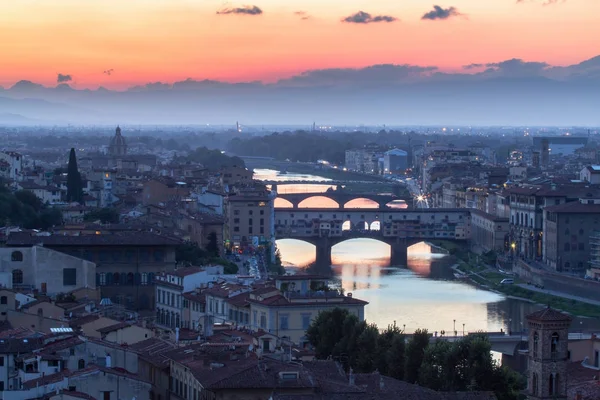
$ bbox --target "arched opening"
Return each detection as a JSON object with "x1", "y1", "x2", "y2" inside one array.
[
  {"x1": 127, "y1": 272, "x2": 134, "y2": 286},
  {"x1": 551, "y1": 332, "x2": 559, "y2": 354},
  {"x1": 342, "y1": 221, "x2": 352, "y2": 231},
  {"x1": 274, "y1": 198, "x2": 294, "y2": 208},
  {"x1": 275, "y1": 239, "x2": 316, "y2": 267},
  {"x1": 343, "y1": 198, "x2": 379, "y2": 209},
  {"x1": 548, "y1": 373, "x2": 555, "y2": 396},
  {"x1": 331, "y1": 238, "x2": 391, "y2": 267},
  {"x1": 12, "y1": 269, "x2": 23, "y2": 285},
  {"x1": 369, "y1": 221, "x2": 381, "y2": 231},
  {"x1": 532, "y1": 372, "x2": 538, "y2": 395},
  {"x1": 386, "y1": 200, "x2": 408, "y2": 209},
  {"x1": 113, "y1": 272, "x2": 120, "y2": 285},
  {"x1": 11, "y1": 251, "x2": 23, "y2": 262},
  {"x1": 297, "y1": 196, "x2": 339, "y2": 209},
  {"x1": 356, "y1": 221, "x2": 368, "y2": 231}
]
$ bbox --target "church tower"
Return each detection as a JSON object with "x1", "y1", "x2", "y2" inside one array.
[
  {"x1": 108, "y1": 126, "x2": 127, "y2": 157},
  {"x1": 526, "y1": 307, "x2": 571, "y2": 399}
]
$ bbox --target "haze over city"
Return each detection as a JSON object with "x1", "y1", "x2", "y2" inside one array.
[{"x1": 1, "y1": 0, "x2": 600, "y2": 125}]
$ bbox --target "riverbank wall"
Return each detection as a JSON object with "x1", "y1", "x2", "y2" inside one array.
[{"x1": 514, "y1": 260, "x2": 600, "y2": 302}]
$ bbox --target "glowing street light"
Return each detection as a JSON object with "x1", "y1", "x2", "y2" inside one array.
[{"x1": 417, "y1": 195, "x2": 424, "y2": 202}]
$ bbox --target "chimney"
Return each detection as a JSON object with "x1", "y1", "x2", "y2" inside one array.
[{"x1": 349, "y1": 368, "x2": 355, "y2": 386}]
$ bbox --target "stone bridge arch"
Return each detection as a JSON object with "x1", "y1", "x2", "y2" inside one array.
[
  {"x1": 297, "y1": 195, "x2": 340, "y2": 209},
  {"x1": 343, "y1": 198, "x2": 380, "y2": 209}
]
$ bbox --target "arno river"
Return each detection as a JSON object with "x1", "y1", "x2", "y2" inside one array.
[{"x1": 254, "y1": 168, "x2": 600, "y2": 335}]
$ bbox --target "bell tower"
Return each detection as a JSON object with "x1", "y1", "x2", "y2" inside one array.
[{"x1": 526, "y1": 307, "x2": 571, "y2": 399}]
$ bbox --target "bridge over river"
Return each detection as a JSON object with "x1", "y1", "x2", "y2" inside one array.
[{"x1": 274, "y1": 207, "x2": 471, "y2": 266}]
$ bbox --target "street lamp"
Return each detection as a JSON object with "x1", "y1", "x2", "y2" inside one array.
[
  {"x1": 462, "y1": 323, "x2": 465, "y2": 336},
  {"x1": 453, "y1": 319, "x2": 456, "y2": 336}
]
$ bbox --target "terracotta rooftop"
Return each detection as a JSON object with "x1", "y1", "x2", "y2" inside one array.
[
  {"x1": 526, "y1": 306, "x2": 572, "y2": 322},
  {"x1": 170, "y1": 266, "x2": 206, "y2": 277},
  {"x1": 544, "y1": 201, "x2": 600, "y2": 214},
  {"x1": 183, "y1": 291, "x2": 206, "y2": 303},
  {"x1": 567, "y1": 362, "x2": 600, "y2": 400},
  {"x1": 97, "y1": 322, "x2": 132, "y2": 334},
  {"x1": 6, "y1": 231, "x2": 182, "y2": 247}
]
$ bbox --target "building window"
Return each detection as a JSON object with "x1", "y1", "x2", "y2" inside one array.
[
  {"x1": 302, "y1": 313, "x2": 311, "y2": 330},
  {"x1": 63, "y1": 268, "x2": 77, "y2": 286},
  {"x1": 141, "y1": 273, "x2": 148, "y2": 285},
  {"x1": 249, "y1": 218, "x2": 253, "y2": 226},
  {"x1": 0, "y1": 296, "x2": 6, "y2": 305},
  {"x1": 280, "y1": 314, "x2": 289, "y2": 330},
  {"x1": 533, "y1": 332, "x2": 539, "y2": 358},
  {"x1": 532, "y1": 372, "x2": 538, "y2": 395},
  {"x1": 260, "y1": 313, "x2": 267, "y2": 329},
  {"x1": 12, "y1": 269, "x2": 23, "y2": 285},
  {"x1": 551, "y1": 332, "x2": 559, "y2": 354},
  {"x1": 113, "y1": 272, "x2": 121, "y2": 285},
  {"x1": 11, "y1": 251, "x2": 23, "y2": 262},
  {"x1": 549, "y1": 373, "x2": 555, "y2": 396},
  {"x1": 578, "y1": 243, "x2": 585, "y2": 251},
  {"x1": 260, "y1": 218, "x2": 264, "y2": 226},
  {"x1": 99, "y1": 273, "x2": 106, "y2": 286},
  {"x1": 78, "y1": 359, "x2": 85, "y2": 370}
]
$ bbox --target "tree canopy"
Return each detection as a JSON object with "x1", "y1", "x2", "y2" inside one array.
[
  {"x1": 0, "y1": 187, "x2": 62, "y2": 229},
  {"x1": 83, "y1": 208, "x2": 120, "y2": 224},
  {"x1": 176, "y1": 242, "x2": 238, "y2": 274},
  {"x1": 183, "y1": 147, "x2": 245, "y2": 170},
  {"x1": 306, "y1": 308, "x2": 524, "y2": 400},
  {"x1": 66, "y1": 148, "x2": 83, "y2": 203}
]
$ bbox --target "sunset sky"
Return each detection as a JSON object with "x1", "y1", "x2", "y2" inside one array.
[{"x1": 1, "y1": 0, "x2": 599, "y2": 89}]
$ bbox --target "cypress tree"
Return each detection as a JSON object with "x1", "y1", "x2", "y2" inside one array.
[{"x1": 66, "y1": 148, "x2": 83, "y2": 203}]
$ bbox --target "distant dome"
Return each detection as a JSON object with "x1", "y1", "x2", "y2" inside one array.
[{"x1": 108, "y1": 126, "x2": 127, "y2": 156}]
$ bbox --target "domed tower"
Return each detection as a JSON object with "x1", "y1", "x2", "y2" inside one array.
[
  {"x1": 108, "y1": 126, "x2": 127, "y2": 157},
  {"x1": 526, "y1": 306, "x2": 571, "y2": 399}
]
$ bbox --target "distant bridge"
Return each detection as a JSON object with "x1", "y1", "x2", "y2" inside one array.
[
  {"x1": 273, "y1": 208, "x2": 471, "y2": 266},
  {"x1": 274, "y1": 191, "x2": 411, "y2": 210},
  {"x1": 265, "y1": 180, "x2": 401, "y2": 186}
]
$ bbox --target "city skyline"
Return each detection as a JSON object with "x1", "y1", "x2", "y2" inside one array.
[{"x1": 1, "y1": 0, "x2": 599, "y2": 89}]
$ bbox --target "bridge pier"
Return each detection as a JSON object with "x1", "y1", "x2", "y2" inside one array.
[
  {"x1": 390, "y1": 241, "x2": 408, "y2": 267},
  {"x1": 314, "y1": 237, "x2": 333, "y2": 267}
]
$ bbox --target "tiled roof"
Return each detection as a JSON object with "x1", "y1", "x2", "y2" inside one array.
[
  {"x1": 183, "y1": 291, "x2": 206, "y2": 304},
  {"x1": 226, "y1": 292, "x2": 250, "y2": 308},
  {"x1": 544, "y1": 201, "x2": 600, "y2": 214},
  {"x1": 54, "y1": 390, "x2": 97, "y2": 400},
  {"x1": 97, "y1": 322, "x2": 132, "y2": 334},
  {"x1": 567, "y1": 362, "x2": 600, "y2": 400},
  {"x1": 22, "y1": 370, "x2": 69, "y2": 389},
  {"x1": 171, "y1": 266, "x2": 205, "y2": 277},
  {"x1": 527, "y1": 306, "x2": 572, "y2": 322},
  {"x1": 0, "y1": 337, "x2": 44, "y2": 354},
  {"x1": 69, "y1": 315, "x2": 100, "y2": 328},
  {"x1": 6, "y1": 231, "x2": 182, "y2": 247}
]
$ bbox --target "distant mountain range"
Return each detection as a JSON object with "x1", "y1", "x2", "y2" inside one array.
[{"x1": 1, "y1": 55, "x2": 600, "y2": 126}]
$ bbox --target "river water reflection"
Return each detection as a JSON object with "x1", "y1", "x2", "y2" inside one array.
[{"x1": 257, "y1": 168, "x2": 600, "y2": 334}]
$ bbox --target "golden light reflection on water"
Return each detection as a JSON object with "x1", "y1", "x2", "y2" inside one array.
[{"x1": 276, "y1": 238, "x2": 507, "y2": 334}]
